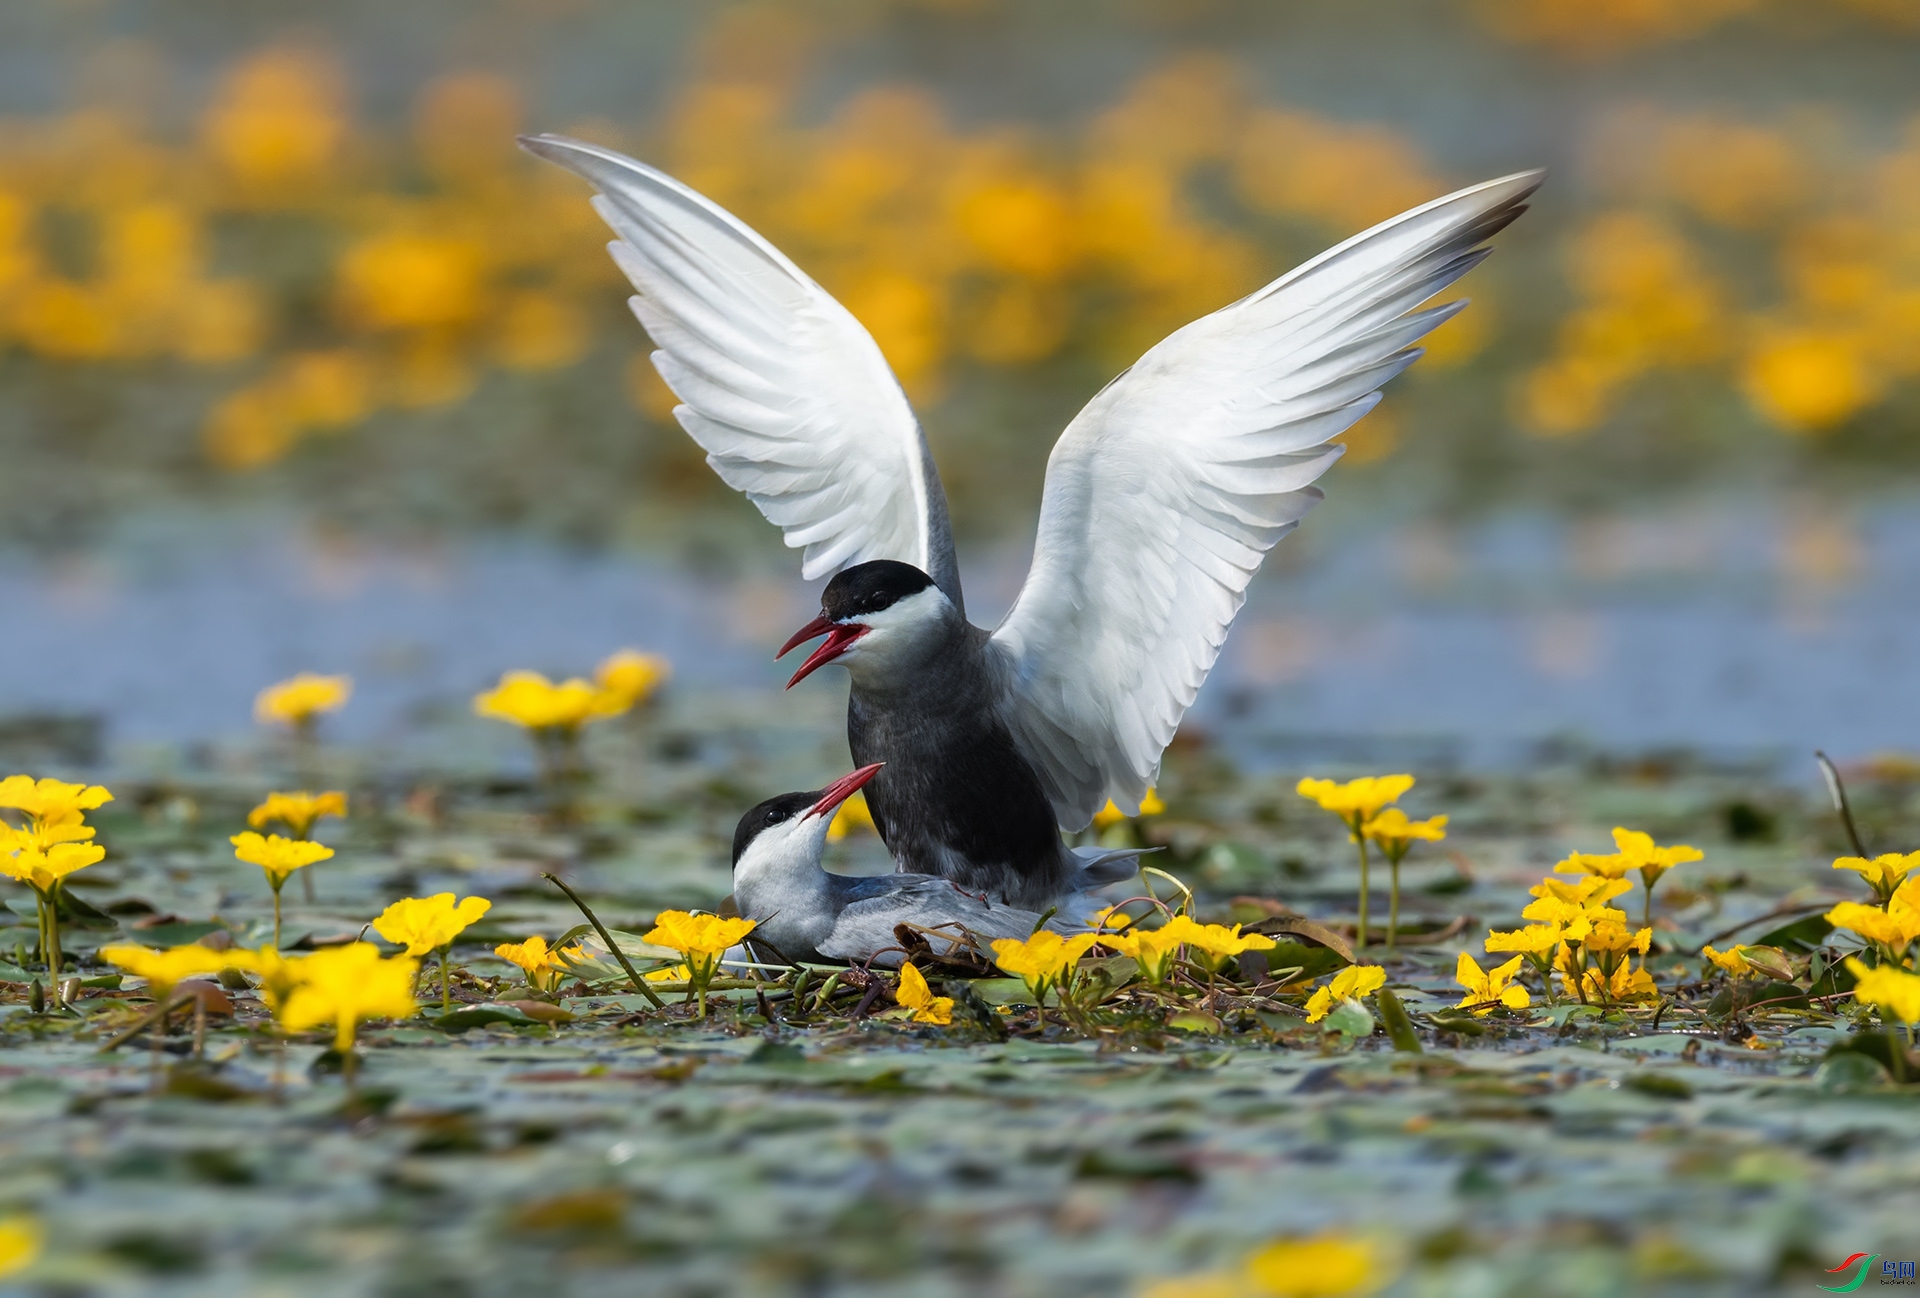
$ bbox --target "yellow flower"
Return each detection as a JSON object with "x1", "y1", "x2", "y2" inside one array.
[
  {"x1": 896, "y1": 962, "x2": 954, "y2": 1025},
  {"x1": 1485, "y1": 923, "x2": 1564, "y2": 956},
  {"x1": 1552, "y1": 851, "x2": 1633, "y2": 879},
  {"x1": 1108, "y1": 916, "x2": 1204, "y2": 986},
  {"x1": 990, "y1": 930, "x2": 1100, "y2": 1002},
  {"x1": 0, "y1": 813, "x2": 96, "y2": 852},
  {"x1": 0, "y1": 775, "x2": 113, "y2": 822},
  {"x1": 1529, "y1": 875, "x2": 1633, "y2": 907},
  {"x1": 247, "y1": 790, "x2": 347, "y2": 838},
  {"x1": 496, "y1": 935, "x2": 569, "y2": 992},
  {"x1": 1180, "y1": 920, "x2": 1278, "y2": 973},
  {"x1": 594, "y1": 649, "x2": 671, "y2": 711},
  {"x1": 1361, "y1": 808, "x2": 1447, "y2": 853},
  {"x1": 0, "y1": 840, "x2": 104, "y2": 891},
  {"x1": 644, "y1": 962, "x2": 691, "y2": 983},
  {"x1": 0, "y1": 1216, "x2": 41, "y2": 1279},
  {"x1": 1555, "y1": 947, "x2": 1658, "y2": 1003},
  {"x1": 1834, "y1": 851, "x2": 1920, "y2": 904},
  {"x1": 1847, "y1": 957, "x2": 1920, "y2": 1026},
  {"x1": 245, "y1": 945, "x2": 307, "y2": 1016},
  {"x1": 276, "y1": 942, "x2": 419, "y2": 1052},
  {"x1": 1582, "y1": 921, "x2": 1652, "y2": 956},
  {"x1": 100, "y1": 942, "x2": 242, "y2": 999},
  {"x1": 473, "y1": 670, "x2": 610, "y2": 731},
  {"x1": 1296, "y1": 775, "x2": 1415, "y2": 824},
  {"x1": 642, "y1": 910, "x2": 757, "y2": 1011},
  {"x1": 1608, "y1": 827, "x2": 1702, "y2": 888},
  {"x1": 372, "y1": 893, "x2": 492, "y2": 957},
  {"x1": 1243, "y1": 1232, "x2": 1393, "y2": 1297},
  {"x1": 1304, "y1": 964, "x2": 1387, "y2": 1023},
  {"x1": 826, "y1": 791, "x2": 877, "y2": 844},
  {"x1": 1089, "y1": 905, "x2": 1136, "y2": 931},
  {"x1": 1702, "y1": 944, "x2": 1756, "y2": 978},
  {"x1": 1092, "y1": 787, "x2": 1166, "y2": 829},
  {"x1": 1827, "y1": 900, "x2": 1920, "y2": 953},
  {"x1": 1455, "y1": 952, "x2": 1531, "y2": 1015},
  {"x1": 231, "y1": 831, "x2": 333, "y2": 889},
  {"x1": 644, "y1": 910, "x2": 757, "y2": 966},
  {"x1": 254, "y1": 673, "x2": 351, "y2": 727}
]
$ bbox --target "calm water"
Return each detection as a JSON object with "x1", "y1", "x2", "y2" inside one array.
[{"x1": 2, "y1": 494, "x2": 1912, "y2": 772}]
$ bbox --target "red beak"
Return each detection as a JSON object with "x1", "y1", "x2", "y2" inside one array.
[
  {"x1": 781, "y1": 619, "x2": 869, "y2": 688},
  {"x1": 806, "y1": 763, "x2": 883, "y2": 820}
]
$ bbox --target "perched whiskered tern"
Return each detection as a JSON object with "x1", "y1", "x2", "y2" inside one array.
[
  {"x1": 729, "y1": 763, "x2": 1145, "y2": 968},
  {"x1": 523, "y1": 133, "x2": 1542, "y2": 909}
]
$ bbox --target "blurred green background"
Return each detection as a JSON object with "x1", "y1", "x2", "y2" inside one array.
[{"x1": 1, "y1": 0, "x2": 1918, "y2": 757}]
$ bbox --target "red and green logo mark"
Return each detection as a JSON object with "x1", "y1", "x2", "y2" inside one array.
[{"x1": 1820, "y1": 1253, "x2": 1882, "y2": 1292}]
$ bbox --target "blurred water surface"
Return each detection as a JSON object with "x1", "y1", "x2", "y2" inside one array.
[{"x1": 0, "y1": 0, "x2": 1917, "y2": 762}]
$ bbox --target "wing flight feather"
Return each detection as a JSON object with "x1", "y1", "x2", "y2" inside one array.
[
  {"x1": 990, "y1": 170, "x2": 1545, "y2": 828},
  {"x1": 520, "y1": 134, "x2": 963, "y2": 609}
]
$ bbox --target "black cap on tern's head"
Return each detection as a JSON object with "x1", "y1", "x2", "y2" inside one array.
[
  {"x1": 776, "y1": 561, "x2": 938, "y2": 688},
  {"x1": 730, "y1": 764, "x2": 883, "y2": 870},
  {"x1": 819, "y1": 561, "x2": 935, "y2": 621},
  {"x1": 730, "y1": 791, "x2": 818, "y2": 868}
]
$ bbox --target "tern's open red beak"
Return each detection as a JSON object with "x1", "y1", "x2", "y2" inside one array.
[
  {"x1": 806, "y1": 763, "x2": 883, "y2": 820},
  {"x1": 777, "y1": 614, "x2": 832, "y2": 659},
  {"x1": 782, "y1": 620, "x2": 868, "y2": 688}
]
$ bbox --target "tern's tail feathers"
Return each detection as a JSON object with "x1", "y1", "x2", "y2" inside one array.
[{"x1": 1067, "y1": 845, "x2": 1159, "y2": 893}]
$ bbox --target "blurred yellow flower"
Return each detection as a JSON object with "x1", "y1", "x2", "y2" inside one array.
[
  {"x1": 1361, "y1": 809, "x2": 1446, "y2": 852},
  {"x1": 201, "y1": 48, "x2": 347, "y2": 192},
  {"x1": 1846, "y1": 957, "x2": 1920, "y2": 1026},
  {"x1": 0, "y1": 1216, "x2": 41, "y2": 1279},
  {"x1": 473, "y1": 670, "x2": 612, "y2": 732},
  {"x1": 1092, "y1": 788, "x2": 1166, "y2": 830},
  {"x1": 1455, "y1": 952, "x2": 1530, "y2": 1015},
  {"x1": 373, "y1": 894, "x2": 492, "y2": 957},
  {"x1": 248, "y1": 790, "x2": 347, "y2": 839},
  {"x1": 338, "y1": 231, "x2": 486, "y2": 331},
  {"x1": 1142, "y1": 1230, "x2": 1393, "y2": 1298},
  {"x1": 99, "y1": 942, "x2": 238, "y2": 1000},
  {"x1": 1295, "y1": 775, "x2": 1415, "y2": 823},
  {"x1": 277, "y1": 942, "x2": 419, "y2": 1052},
  {"x1": 826, "y1": 791, "x2": 876, "y2": 844},
  {"x1": 895, "y1": 962, "x2": 953, "y2": 1025},
  {"x1": 1304, "y1": 964, "x2": 1387, "y2": 1024},
  {"x1": 254, "y1": 674, "x2": 352, "y2": 729},
  {"x1": 595, "y1": 650, "x2": 672, "y2": 711},
  {"x1": 246, "y1": 944, "x2": 307, "y2": 1017},
  {"x1": 1582, "y1": 921, "x2": 1652, "y2": 956},
  {"x1": 1743, "y1": 329, "x2": 1877, "y2": 433}
]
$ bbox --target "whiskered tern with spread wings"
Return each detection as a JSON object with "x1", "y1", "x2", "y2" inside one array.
[{"x1": 524, "y1": 133, "x2": 1540, "y2": 908}]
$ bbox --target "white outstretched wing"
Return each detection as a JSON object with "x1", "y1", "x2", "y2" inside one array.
[
  {"x1": 990, "y1": 170, "x2": 1544, "y2": 829},
  {"x1": 520, "y1": 134, "x2": 963, "y2": 609}
]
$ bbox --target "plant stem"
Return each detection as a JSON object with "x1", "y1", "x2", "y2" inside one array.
[
  {"x1": 45, "y1": 885, "x2": 63, "y2": 984},
  {"x1": 540, "y1": 872, "x2": 664, "y2": 1008},
  {"x1": 440, "y1": 947, "x2": 452, "y2": 1013},
  {"x1": 1387, "y1": 854, "x2": 1402, "y2": 952},
  {"x1": 272, "y1": 881, "x2": 284, "y2": 950},
  {"x1": 1352, "y1": 820, "x2": 1370, "y2": 953}
]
